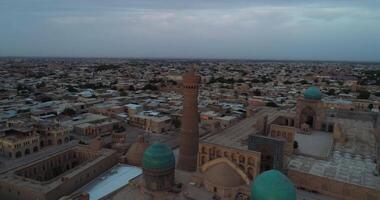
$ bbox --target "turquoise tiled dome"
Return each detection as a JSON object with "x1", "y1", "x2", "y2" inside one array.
[
  {"x1": 251, "y1": 170, "x2": 296, "y2": 200},
  {"x1": 142, "y1": 143, "x2": 175, "y2": 170},
  {"x1": 304, "y1": 86, "x2": 322, "y2": 100}
]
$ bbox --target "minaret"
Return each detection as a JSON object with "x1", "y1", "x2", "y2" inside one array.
[{"x1": 177, "y1": 70, "x2": 200, "y2": 172}]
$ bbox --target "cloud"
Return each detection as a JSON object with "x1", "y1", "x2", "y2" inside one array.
[
  {"x1": 45, "y1": 4, "x2": 380, "y2": 30},
  {"x1": 50, "y1": 16, "x2": 100, "y2": 24},
  {"x1": 0, "y1": 0, "x2": 380, "y2": 61}
]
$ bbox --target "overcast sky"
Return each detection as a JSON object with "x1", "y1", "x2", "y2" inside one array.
[{"x1": 0, "y1": 0, "x2": 379, "y2": 61}]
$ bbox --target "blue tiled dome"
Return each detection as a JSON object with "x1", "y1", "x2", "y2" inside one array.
[
  {"x1": 251, "y1": 170, "x2": 296, "y2": 200},
  {"x1": 304, "y1": 86, "x2": 322, "y2": 100},
  {"x1": 142, "y1": 143, "x2": 175, "y2": 170}
]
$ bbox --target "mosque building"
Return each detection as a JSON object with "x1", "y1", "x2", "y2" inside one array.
[
  {"x1": 130, "y1": 71, "x2": 299, "y2": 200},
  {"x1": 101, "y1": 75, "x2": 379, "y2": 200},
  {"x1": 142, "y1": 142, "x2": 175, "y2": 192}
]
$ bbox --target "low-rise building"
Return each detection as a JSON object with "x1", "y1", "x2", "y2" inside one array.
[
  {"x1": 33, "y1": 121, "x2": 70, "y2": 148},
  {"x1": 129, "y1": 111, "x2": 171, "y2": 134},
  {"x1": 0, "y1": 128, "x2": 40, "y2": 159}
]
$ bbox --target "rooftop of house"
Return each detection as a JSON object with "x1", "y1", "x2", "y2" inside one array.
[
  {"x1": 62, "y1": 113, "x2": 109, "y2": 127},
  {"x1": 0, "y1": 128, "x2": 37, "y2": 142}
]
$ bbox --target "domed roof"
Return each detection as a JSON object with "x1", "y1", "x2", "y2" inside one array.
[
  {"x1": 204, "y1": 162, "x2": 246, "y2": 188},
  {"x1": 142, "y1": 143, "x2": 175, "y2": 170},
  {"x1": 251, "y1": 170, "x2": 296, "y2": 200},
  {"x1": 304, "y1": 86, "x2": 322, "y2": 100},
  {"x1": 126, "y1": 136, "x2": 149, "y2": 166}
]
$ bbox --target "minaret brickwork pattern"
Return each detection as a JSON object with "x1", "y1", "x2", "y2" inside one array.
[{"x1": 177, "y1": 70, "x2": 200, "y2": 172}]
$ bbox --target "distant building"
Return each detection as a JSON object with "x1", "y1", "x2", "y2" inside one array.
[{"x1": 129, "y1": 111, "x2": 171, "y2": 134}]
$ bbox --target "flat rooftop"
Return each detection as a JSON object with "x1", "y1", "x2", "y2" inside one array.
[
  {"x1": 288, "y1": 118, "x2": 380, "y2": 191},
  {"x1": 202, "y1": 107, "x2": 281, "y2": 150},
  {"x1": 334, "y1": 118, "x2": 376, "y2": 157},
  {"x1": 62, "y1": 113, "x2": 109, "y2": 127},
  {"x1": 288, "y1": 151, "x2": 380, "y2": 190},
  {"x1": 75, "y1": 118, "x2": 119, "y2": 129},
  {"x1": 109, "y1": 169, "x2": 214, "y2": 200},
  {"x1": 79, "y1": 164, "x2": 142, "y2": 200}
]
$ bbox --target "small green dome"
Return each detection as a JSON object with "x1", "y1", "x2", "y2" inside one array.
[
  {"x1": 251, "y1": 170, "x2": 296, "y2": 200},
  {"x1": 142, "y1": 143, "x2": 175, "y2": 170},
  {"x1": 304, "y1": 86, "x2": 322, "y2": 100}
]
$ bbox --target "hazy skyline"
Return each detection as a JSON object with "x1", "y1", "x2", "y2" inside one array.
[{"x1": 1, "y1": 0, "x2": 380, "y2": 61}]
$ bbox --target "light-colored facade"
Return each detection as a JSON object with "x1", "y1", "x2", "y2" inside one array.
[
  {"x1": 129, "y1": 114, "x2": 171, "y2": 134},
  {"x1": 34, "y1": 122, "x2": 70, "y2": 148},
  {"x1": 0, "y1": 128, "x2": 40, "y2": 159},
  {"x1": 197, "y1": 142, "x2": 261, "y2": 199},
  {"x1": 73, "y1": 119, "x2": 121, "y2": 137}
]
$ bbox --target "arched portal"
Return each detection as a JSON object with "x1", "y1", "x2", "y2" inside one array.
[{"x1": 300, "y1": 107, "x2": 317, "y2": 129}]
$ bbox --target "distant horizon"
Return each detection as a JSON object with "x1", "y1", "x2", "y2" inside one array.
[
  {"x1": 1, "y1": 55, "x2": 379, "y2": 64},
  {"x1": 1, "y1": 1, "x2": 379, "y2": 62}
]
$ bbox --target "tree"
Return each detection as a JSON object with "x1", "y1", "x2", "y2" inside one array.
[
  {"x1": 36, "y1": 82, "x2": 46, "y2": 89},
  {"x1": 253, "y1": 89, "x2": 261, "y2": 96},
  {"x1": 341, "y1": 89, "x2": 351, "y2": 94},
  {"x1": 16, "y1": 83, "x2": 27, "y2": 91},
  {"x1": 368, "y1": 104, "x2": 374, "y2": 111},
  {"x1": 299, "y1": 80, "x2": 308, "y2": 84},
  {"x1": 327, "y1": 89, "x2": 335, "y2": 96},
  {"x1": 266, "y1": 101, "x2": 278, "y2": 107},
  {"x1": 38, "y1": 95, "x2": 52, "y2": 102},
  {"x1": 293, "y1": 141, "x2": 299, "y2": 149},
  {"x1": 357, "y1": 90, "x2": 370, "y2": 99},
  {"x1": 322, "y1": 78, "x2": 330, "y2": 84},
  {"x1": 128, "y1": 85, "x2": 135, "y2": 91},
  {"x1": 67, "y1": 85, "x2": 78, "y2": 93},
  {"x1": 120, "y1": 90, "x2": 127, "y2": 96},
  {"x1": 283, "y1": 80, "x2": 293, "y2": 85},
  {"x1": 142, "y1": 84, "x2": 158, "y2": 91},
  {"x1": 62, "y1": 108, "x2": 76, "y2": 116}
]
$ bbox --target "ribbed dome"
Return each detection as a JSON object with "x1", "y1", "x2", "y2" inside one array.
[
  {"x1": 142, "y1": 143, "x2": 175, "y2": 170},
  {"x1": 126, "y1": 137, "x2": 149, "y2": 166},
  {"x1": 304, "y1": 86, "x2": 322, "y2": 100},
  {"x1": 204, "y1": 162, "x2": 246, "y2": 187},
  {"x1": 251, "y1": 170, "x2": 296, "y2": 200}
]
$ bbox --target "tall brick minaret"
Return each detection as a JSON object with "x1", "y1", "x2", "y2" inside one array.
[{"x1": 177, "y1": 70, "x2": 200, "y2": 172}]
